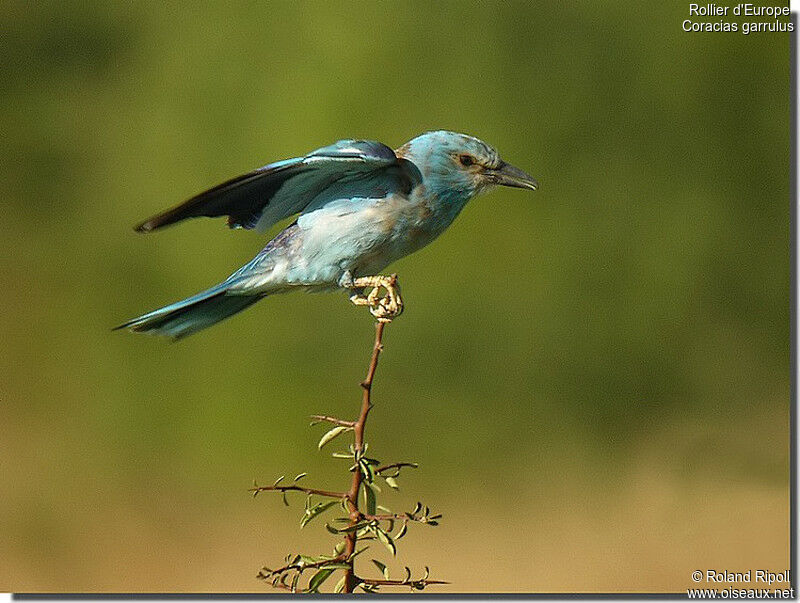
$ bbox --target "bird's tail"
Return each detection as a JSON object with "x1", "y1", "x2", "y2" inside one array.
[{"x1": 114, "y1": 282, "x2": 263, "y2": 340}]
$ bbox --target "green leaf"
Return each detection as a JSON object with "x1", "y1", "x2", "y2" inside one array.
[
  {"x1": 359, "y1": 459, "x2": 375, "y2": 483},
  {"x1": 349, "y1": 546, "x2": 370, "y2": 560},
  {"x1": 395, "y1": 523, "x2": 408, "y2": 540},
  {"x1": 307, "y1": 568, "x2": 335, "y2": 593},
  {"x1": 294, "y1": 472, "x2": 307, "y2": 482},
  {"x1": 384, "y1": 476, "x2": 399, "y2": 489},
  {"x1": 375, "y1": 527, "x2": 396, "y2": 556},
  {"x1": 363, "y1": 483, "x2": 377, "y2": 516},
  {"x1": 318, "y1": 426, "x2": 351, "y2": 449},
  {"x1": 273, "y1": 475, "x2": 285, "y2": 487},
  {"x1": 333, "y1": 576, "x2": 346, "y2": 593},
  {"x1": 334, "y1": 521, "x2": 368, "y2": 534},
  {"x1": 319, "y1": 562, "x2": 350, "y2": 570},
  {"x1": 371, "y1": 559, "x2": 390, "y2": 579},
  {"x1": 301, "y1": 500, "x2": 338, "y2": 528},
  {"x1": 331, "y1": 452, "x2": 353, "y2": 459}
]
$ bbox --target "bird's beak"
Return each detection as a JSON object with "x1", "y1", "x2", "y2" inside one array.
[{"x1": 489, "y1": 161, "x2": 539, "y2": 191}]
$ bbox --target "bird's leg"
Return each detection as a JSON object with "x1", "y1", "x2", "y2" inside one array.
[{"x1": 347, "y1": 274, "x2": 403, "y2": 322}]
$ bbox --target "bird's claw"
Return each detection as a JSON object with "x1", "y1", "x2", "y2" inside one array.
[{"x1": 349, "y1": 274, "x2": 403, "y2": 323}]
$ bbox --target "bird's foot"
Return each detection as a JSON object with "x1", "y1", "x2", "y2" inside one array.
[{"x1": 348, "y1": 274, "x2": 403, "y2": 323}]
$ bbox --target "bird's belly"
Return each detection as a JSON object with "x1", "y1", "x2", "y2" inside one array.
[
  {"x1": 291, "y1": 206, "x2": 399, "y2": 282},
  {"x1": 233, "y1": 198, "x2": 452, "y2": 292}
]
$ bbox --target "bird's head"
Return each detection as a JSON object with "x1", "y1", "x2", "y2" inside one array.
[{"x1": 397, "y1": 131, "x2": 538, "y2": 200}]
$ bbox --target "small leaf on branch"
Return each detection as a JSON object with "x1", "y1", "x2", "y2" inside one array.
[
  {"x1": 273, "y1": 475, "x2": 285, "y2": 487},
  {"x1": 371, "y1": 559, "x2": 390, "y2": 579},
  {"x1": 319, "y1": 562, "x2": 350, "y2": 570},
  {"x1": 300, "y1": 500, "x2": 338, "y2": 528},
  {"x1": 331, "y1": 452, "x2": 353, "y2": 459},
  {"x1": 395, "y1": 523, "x2": 408, "y2": 540},
  {"x1": 307, "y1": 567, "x2": 335, "y2": 592},
  {"x1": 294, "y1": 472, "x2": 307, "y2": 482},
  {"x1": 333, "y1": 576, "x2": 346, "y2": 593},
  {"x1": 329, "y1": 521, "x2": 368, "y2": 534},
  {"x1": 318, "y1": 426, "x2": 351, "y2": 449},
  {"x1": 363, "y1": 483, "x2": 377, "y2": 516},
  {"x1": 325, "y1": 523, "x2": 340, "y2": 535},
  {"x1": 349, "y1": 546, "x2": 369, "y2": 560},
  {"x1": 359, "y1": 459, "x2": 375, "y2": 482},
  {"x1": 384, "y1": 476, "x2": 399, "y2": 490},
  {"x1": 375, "y1": 527, "x2": 396, "y2": 556}
]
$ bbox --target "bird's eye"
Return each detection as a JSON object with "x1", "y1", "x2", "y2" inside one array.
[{"x1": 459, "y1": 154, "x2": 475, "y2": 167}]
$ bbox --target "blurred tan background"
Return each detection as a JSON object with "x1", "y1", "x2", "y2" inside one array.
[{"x1": 0, "y1": 1, "x2": 790, "y2": 593}]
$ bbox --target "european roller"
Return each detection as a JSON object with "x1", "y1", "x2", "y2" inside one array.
[{"x1": 117, "y1": 131, "x2": 538, "y2": 339}]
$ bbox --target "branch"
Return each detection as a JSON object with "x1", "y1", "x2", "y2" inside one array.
[
  {"x1": 375, "y1": 462, "x2": 419, "y2": 475},
  {"x1": 363, "y1": 513, "x2": 408, "y2": 521},
  {"x1": 257, "y1": 554, "x2": 348, "y2": 593},
  {"x1": 360, "y1": 577, "x2": 450, "y2": 588},
  {"x1": 258, "y1": 555, "x2": 346, "y2": 578},
  {"x1": 342, "y1": 321, "x2": 387, "y2": 592},
  {"x1": 249, "y1": 484, "x2": 346, "y2": 499}
]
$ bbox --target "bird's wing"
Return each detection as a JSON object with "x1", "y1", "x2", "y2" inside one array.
[{"x1": 134, "y1": 140, "x2": 420, "y2": 233}]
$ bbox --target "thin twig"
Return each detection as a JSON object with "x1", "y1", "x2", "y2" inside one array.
[
  {"x1": 360, "y1": 578, "x2": 450, "y2": 587},
  {"x1": 375, "y1": 462, "x2": 419, "y2": 475},
  {"x1": 363, "y1": 513, "x2": 409, "y2": 522},
  {"x1": 249, "y1": 484, "x2": 346, "y2": 499},
  {"x1": 258, "y1": 555, "x2": 346, "y2": 578},
  {"x1": 343, "y1": 321, "x2": 386, "y2": 593},
  {"x1": 257, "y1": 554, "x2": 348, "y2": 593}
]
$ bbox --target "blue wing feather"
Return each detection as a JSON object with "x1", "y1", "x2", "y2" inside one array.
[{"x1": 134, "y1": 140, "x2": 416, "y2": 233}]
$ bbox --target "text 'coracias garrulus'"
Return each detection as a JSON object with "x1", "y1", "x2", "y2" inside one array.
[{"x1": 117, "y1": 130, "x2": 538, "y2": 338}]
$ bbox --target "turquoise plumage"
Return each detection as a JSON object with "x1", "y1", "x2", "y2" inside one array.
[{"x1": 117, "y1": 131, "x2": 538, "y2": 339}]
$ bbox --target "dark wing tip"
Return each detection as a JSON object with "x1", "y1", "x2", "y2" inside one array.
[
  {"x1": 134, "y1": 220, "x2": 155, "y2": 233},
  {"x1": 133, "y1": 208, "x2": 186, "y2": 233}
]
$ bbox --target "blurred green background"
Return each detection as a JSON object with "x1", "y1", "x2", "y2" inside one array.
[{"x1": 0, "y1": 0, "x2": 790, "y2": 593}]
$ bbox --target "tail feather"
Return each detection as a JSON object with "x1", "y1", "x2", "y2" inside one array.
[{"x1": 115, "y1": 283, "x2": 262, "y2": 340}]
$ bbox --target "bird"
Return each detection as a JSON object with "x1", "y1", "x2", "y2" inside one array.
[{"x1": 116, "y1": 130, "x2": 538, "y2": 339}]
